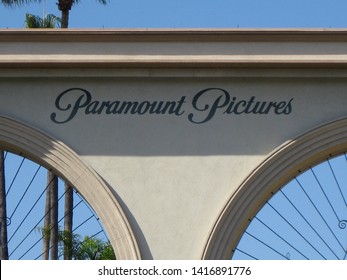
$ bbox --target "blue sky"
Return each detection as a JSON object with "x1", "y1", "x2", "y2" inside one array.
[
  {"x1": 233, "y1": 154, "x2": 347, "y2": 260},
  {"x1": 1, "y1": 0, "x2": 347, "y2": 28},
  {"x1": 4, "y1": 152, "x2": 108, "y2": 260},
  {"x1": 1, "y1": 0, "x2": 347, "y2": 260}
]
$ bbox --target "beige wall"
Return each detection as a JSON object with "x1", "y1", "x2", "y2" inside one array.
[{"x1": 1, "y1": 29, "x2": 347, "y2": 259}]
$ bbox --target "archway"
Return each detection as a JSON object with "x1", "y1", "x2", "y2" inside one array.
[
  {"x1": 203, "y1": 116, "x2": 347, "y2": 259},
  {"x1": 0, "y1": 115, "x2": 140, "y2": 259}
]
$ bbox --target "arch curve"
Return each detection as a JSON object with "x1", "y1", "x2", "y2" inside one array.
[
  {"x1": 0, "y1": 115, "x2": 141, "y2": 259},
  {"x1": 202, "y1": 116, "x2": 347, "y2": 259}
]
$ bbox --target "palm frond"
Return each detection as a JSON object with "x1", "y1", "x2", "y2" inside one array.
[
  {"x1": 25, "y1": 13, "x2": 42, "y2": 28},
  {"x1": 25, "y1": 13, "x2": 61, "y2": 28},
  {"x1": 43, "y1": 14, "x2": 61, "y2": 28},
  {"x1": 1, "y1": 0, "x2": 41, "y2": 7},
  {"x1": 97, "y1": 0, "x2": 109, "y2": 4}
]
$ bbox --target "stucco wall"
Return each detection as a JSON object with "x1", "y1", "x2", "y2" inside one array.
[{"x1": 1, "y1": 30, "x2": 347, "y2": 259}]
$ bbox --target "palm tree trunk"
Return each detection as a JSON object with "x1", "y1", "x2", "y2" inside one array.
[
  {"x1": 64, "y1": 183, "x2": 73, "y2": 259},
  {"x1": 49, "y1": 172, "x2": 58, "y2": 260},
  {"x1": 60, "y1": 9, "x2": 69, "y2": 28},
  {"x1": 0, "y1": 150, "x2": 9, "y2": 260},
  {"x1": 42, "y1": 171, "x2": 52, "y2": 260},
  {"x1": 57, "y1": 0, "x2": 72, "y2": 28}
]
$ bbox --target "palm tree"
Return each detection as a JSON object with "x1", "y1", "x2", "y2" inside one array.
[
  {"x1": 2, "y1": 0, "x2": 109, "y2": 28},
  {"x1": 2, "y1": 1, "x2": 60, "y2": 28},
  {"x1": 42, "y1": 171, "x2": 59, "y2": 260},
  {"x1": 74, "y1": 236, "x2": 116, "y2": 260},
  {"x1": 25, "y1": 13, "x2": 61, "y2": 28},
  {"x1": 49, "y1": 172, "x2": 58, "y2": 260},
  {"x1": 58, "y1": 231, "x2": 116, "y2": 260},
  {"x1": 0, "y1": 150, "x2": 9, "y2": 260},
  {"x1": 57, "y1": 0, "x2": 108, "y2": 28},
  {"x1": 42, "y1": 171, "x2": 52, "y2": 260},
  {"x1": 63, "y1": 183, "x2": 73, "y2": 259}
]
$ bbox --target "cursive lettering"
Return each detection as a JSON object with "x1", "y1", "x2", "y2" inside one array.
[
  {"x1": 50, "y1": 87, "x2": 293, "y2": 124},
  {"x1": 51, "y1": 88, "x2": 186, "y2": 124},
  {"x1": 188, "y1": 88, "x2": 293, "y2": 124}
]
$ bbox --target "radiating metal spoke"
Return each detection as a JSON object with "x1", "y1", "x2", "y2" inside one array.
[
  {"x1": 0, "y1": 151, "x2": 111, "y2": 260},
  {"x1": 233, "y1": 153, "x2": 347, "y2": 260}
]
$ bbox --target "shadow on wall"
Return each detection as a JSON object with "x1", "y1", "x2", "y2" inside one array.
[{"x1": 104, "y1": 180, "x2": 153, "y2": 260}]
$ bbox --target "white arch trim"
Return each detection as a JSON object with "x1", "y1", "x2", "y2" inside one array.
[
  {"x1": 0, "y1": 116, "x2": 141, "y2": 260},
  {"x1": 202, "y1": 116, "x2": 347, "y2": 259}
]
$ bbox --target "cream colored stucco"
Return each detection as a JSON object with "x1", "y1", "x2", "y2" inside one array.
[{"x1": 2, "y1": 29, "x2": 347, "y2": 259}]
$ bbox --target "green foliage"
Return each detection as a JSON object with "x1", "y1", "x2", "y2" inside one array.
[
  {"x1": 1, "y1": 0, "x2": 108, "y2": 9},
  {"x1": 72, "y1": 236, "x2": 116, "y2": 260},
  {"x1": 58, "y1": 230, "x2": 80, "y2": 260},
  {"x1": 58, "y1": 230, "x2": 116, "y2": 260},
  {"x1": 25, "y1": 13, "x2": 61, "y2": 28},
  {"x1": 37, "y1": 225, "x2": 51, "y2": 238},
  {"x1": 2, "y1": 0, "x2": 109, "y2": 28},
  {"x1": 37, "y1": 226, "x2": 116, "y2": 260}
]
